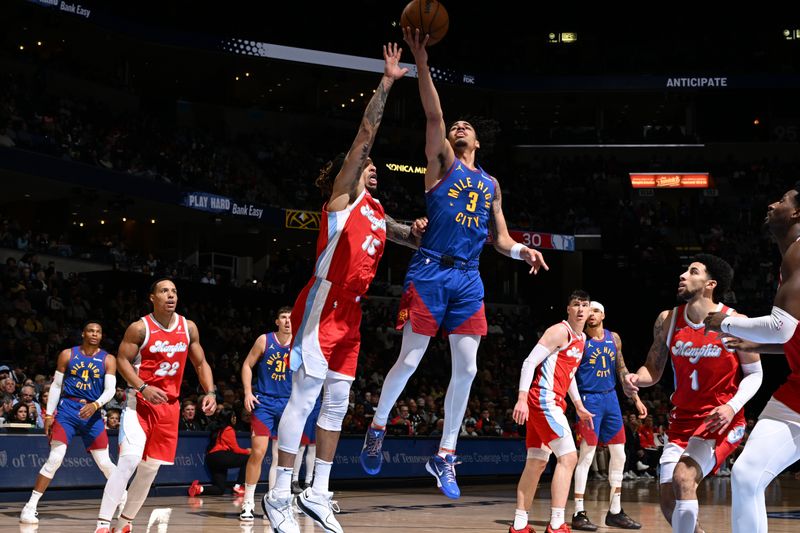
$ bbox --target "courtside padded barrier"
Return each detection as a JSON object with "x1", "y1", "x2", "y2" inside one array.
[{"x1": 0, "y1": 431, "x2": 528, "y2": 490}]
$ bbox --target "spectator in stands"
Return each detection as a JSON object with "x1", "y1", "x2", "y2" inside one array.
[
  {"x1": 188, "y1": 409, "x2": 250, "y2": 496},
  {"x1": 105, "y1": 386, "x2": 126, "y2": 411},
  {"x1": 180, "y1": 400, "x2": 203, "y2": 431},
  {"x1": 10, "y1": 403, "x2": 32, "y2": 426},
  {"x1": 106, "y1": 408, "x2": 121, "y2": 430},
  {"x1": 14, "y1": 384, "x2": 43, "y2": 428},
  {"x1": 389, "y1": 404, "x2": 413, "y2": 435}
]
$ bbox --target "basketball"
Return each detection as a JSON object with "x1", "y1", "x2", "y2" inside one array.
[{"x1": 400, "y1": 0, "x2": 449, "y2": 46}]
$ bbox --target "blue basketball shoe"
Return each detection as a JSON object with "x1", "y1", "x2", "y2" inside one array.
[
  {"x1": 359, "y1": 426, "x2": 386, "y2": 475},
  {"x1": 425, "y1": 454, "x2": 461, "y2": 499}
]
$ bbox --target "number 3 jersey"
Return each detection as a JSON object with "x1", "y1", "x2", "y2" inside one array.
[
  {"x1": 666, "y1": 303, "x2": 741, "y2": 415},
  {"x1": 133, "y1": 313, "x2": 191, "y2": 402}
]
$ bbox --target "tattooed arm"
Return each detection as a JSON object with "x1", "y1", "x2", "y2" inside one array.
[
  {"x1": 327, "y1": 43, "x2": 408, "y2": 212},
  {"x1": 385, "y1": 214, "x2": 420, "y2": 250},
  {"x1": 622, "y1": 309, "x2": 671, "y2": 397},
  {"x1": 614, "y1": 331, "x2": 648, "y2": 418}
]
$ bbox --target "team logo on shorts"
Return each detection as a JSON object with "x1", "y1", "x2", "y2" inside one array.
[
  {"x1": 727, "y1": 425, "x2": 745, "y2": 444},
  {"x1": 397, "y1": 309, "x2": 409, "y2": 323}
]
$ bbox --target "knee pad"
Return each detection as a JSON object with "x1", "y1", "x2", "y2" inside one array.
[
  {"x1": 91, "y1": 448, "x2": 116, "y2": 478},
  {"x1": 577, "y1": 442, "x2": 597, "y2": 467},
  {"x1": 682, "y1": 437, "x2": 716, "y2": 478},
  {"x1": 608, "y1": 443, "x2": 626, "y2": 487},
  {"x1": 317, "y1": 380, "x2": 350, "y2": 432},
  {"x1": 39, "y1": 443, "x2": 67, "y2": 479}
]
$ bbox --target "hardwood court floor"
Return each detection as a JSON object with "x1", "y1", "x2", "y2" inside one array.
[{"x1": 4, "y1": 476, "x2": 800, "y2": 532}]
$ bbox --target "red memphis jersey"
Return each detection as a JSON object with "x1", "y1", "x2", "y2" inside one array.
[
  {"x1": 529, "y1": 321, "x2": 586, "y2": 409},
  {"x1": 314, "y1": 189, "x2": 386, "y2": 296},
  {"x1": 773, "y1": 317, "x2": 800, "y2": 413},
  {"x1": 135, "y1": 313, "x2": 191, "y2": 402},
  {"x1": 666, "y1": 303, "x2": 740, "y2": 414}
]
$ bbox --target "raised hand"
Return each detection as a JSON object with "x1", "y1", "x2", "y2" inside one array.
[
  {"x1": 383, "y1": 42, "x2": 409, "y2": 81},
  {"x1": 402, "y1": 26, "x2": 430, "y2": 64}
]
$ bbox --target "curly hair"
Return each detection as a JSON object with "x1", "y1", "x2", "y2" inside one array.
[{"x1": 315, "y1": 153, "x2": 346, "y2": 198}]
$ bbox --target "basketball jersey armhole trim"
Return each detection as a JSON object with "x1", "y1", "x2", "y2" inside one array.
[
  {"x1": 665, "y1": 307, "x2": 679, "y2": 349},
  {"x1": 137, "y1": 316, "x2": 150, "y2": 365},
  {"x1": 426, "y1": 159, "x2": 458, "y2": 195}
]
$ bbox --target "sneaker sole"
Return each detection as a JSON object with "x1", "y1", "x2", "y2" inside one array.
[
  {"x1": 359, "y1": 451, "x2": 382, "y2": 475},
  {"x1": 296, "y1": 495, "x2": 340, "y2": 533},
  {"x1": 424, "y1": 461, "x2": 460, "y2": 499}
]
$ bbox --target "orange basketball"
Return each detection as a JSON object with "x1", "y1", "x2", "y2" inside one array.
[{"x1": 400, "y1": 0, "x2": 449, "y2": 46}]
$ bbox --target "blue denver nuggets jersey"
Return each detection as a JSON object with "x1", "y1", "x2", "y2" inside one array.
[
  {"x1": 422, "y1": 160, "x2": 496, "y2": 261},
  {"x1": 254, "y1": 332, "x2": 292, "y2": 397},
  {"x1": 576, "y1": 329, "x2": 617, "y2": 393},
  {"x1": 61, "y1": 346, "x2": 107, "y2": 401}
]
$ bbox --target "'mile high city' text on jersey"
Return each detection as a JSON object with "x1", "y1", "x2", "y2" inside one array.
[
  {"x1": 254, "y1": 331, "x2": 292, "y2": 398},
  {"x1": 422, "y1": 160, "x2": 495, "y2": 261},
  {"x1": 576, "y1": 329, "x2": 617, "y2": 393},
  {"x1": 133, "y1": 313, "x2": 191, "y2": 402},
  {"x1": 61, "y1": 346, "x2": 108, "y2": 401},
  {"x1": 666, "y1": 304, "x2": 740, "y2": 414}
]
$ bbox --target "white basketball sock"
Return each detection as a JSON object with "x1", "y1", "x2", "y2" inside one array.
[
  {"x1": 513, "y1": 509, "x2": 528, "y2": 530},
  {"x1": 574, "y1": 497, "x2": 584, "y2": 514},
  {"x1": 550, "y1": 507, "x2": 565, "y2": 529},
  {"x1": 312, "y1": 459, "x2": 332, "y2": 495},
  {"x1": 672, "y1": 500, "x2": 698, "y2": 533}
]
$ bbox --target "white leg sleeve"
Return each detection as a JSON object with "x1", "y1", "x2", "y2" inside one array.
[
  {"x1": 120, "y1": 460, "x2": 160, "y2": 520},
  {"x1": 269, "y1": 440, "x2": 280, "y2": 490},
  {"x1": 91, "y1": 448, "x2": 116, "y2": 479},
  {"x1": 98, "y1": 453, "x2": 139, "y2": 521},
  {"x1": 607, "y1": 443, "x2": 626, "y2": 488},
  {"x1": 317, "y1": 376, "x2": 351, "y2": 432},
  {"x1": 439, "y1": 334, "x2": 479, "y2": 451},
  {"x1": 292, "y1": 445, "x2": 306, "y2": 481},
  {"x1": 305, "y1": 444, "x2": 316, "y2": 484},
  {"x1": 574, "y1": 440, "x2": 596, "y2": 494},
  {"x1": 373, "y1": 323, "x2": 430, "y2": 427},
  {"x1": 39, "y1": 441, "x2": 67, "y2": 479},
  {"x1": 277, "y1": 365, "x2": 324, "y2": 455},
  {"x1": 732, "y1": 416, "x2": 800, "y2": 533}
]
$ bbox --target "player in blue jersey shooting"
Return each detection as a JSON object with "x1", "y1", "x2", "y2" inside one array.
[{"x1": 360, "y1": 27, "x2": 549, "y2": 499}]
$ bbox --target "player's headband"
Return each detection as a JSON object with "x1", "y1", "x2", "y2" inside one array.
[{"x1": 590, "y1": 301, "x2": 605, "y2": 313}]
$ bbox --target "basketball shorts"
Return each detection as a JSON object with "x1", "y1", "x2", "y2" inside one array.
[
  {"x1": 659, "y1": 407, "x2": 745, "y2": 482},
  {"x1": 576, "y1": 389, "x2": 625, "y2": 446},
  {"x1": 525, "y1": 396, "x2": 576, "y2": 458},
  {"x1": 301, "y1": 398, "x2": 322, "y2": 445},
  {"x1": 395, "y1": 250, "x2": 487, "y2": 336},
  {"x1": 52, "y1": 397, "x2": 108, "y2": 450},
  {"x1": 119, "y1": 394, "x2": 180, "y2": 465},
  {"x1": 290, "y1": 277, "x2": 363, "y2": 381},
  {"x1": 251, "y1": 394, "x2": 290, "y2": 439}
]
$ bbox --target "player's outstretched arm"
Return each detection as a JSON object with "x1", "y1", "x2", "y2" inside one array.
[
  {"x1": 613, "y1": 331, "x2": 647, "y2": 418},
  {"x1": 385, "y1": 214, "x2": 424, "y2": 250},
  {"x1": 328, "y1": 43, "x2": 408, "y2": 212},
  {"x1": 487, "y1": 178, "x2": 549, "y2": 274},
  {"x1": 706, "y1": 333, "x2": 762, "y2": 434},
  {"x1": 401, "y1": 27, "x2": 453, "y2": 191},
  {"x1": 705, "y1": 245, "x2": 800, "y2": 341},
  {"x1": 187, "y1": 320, "x2": 217, "y2": 416},
  {"x1": 623, "y1": 310, "x2": 671, "y2": 397},
  {"x1": 241, "y1": 334, "x2": 266, "y2": 413}
]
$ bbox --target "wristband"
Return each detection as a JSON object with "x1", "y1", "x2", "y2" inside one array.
[
  {"x1": 510, "y1": 243, "x2": 525, "y2": 260},
  {"x1": 137, "y1": 382, "x2": 149, "y2": 393},
  {"x1": 205, "y1": 389, "x2": 217, "y2": 397}
]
